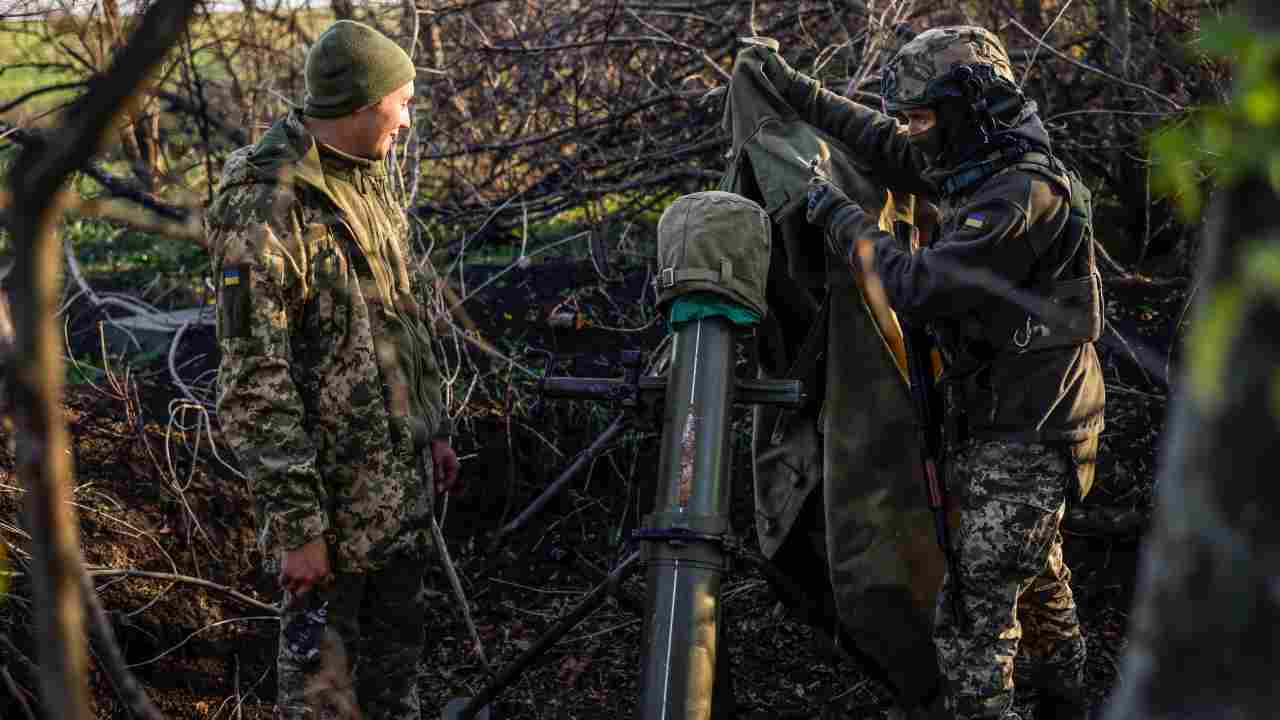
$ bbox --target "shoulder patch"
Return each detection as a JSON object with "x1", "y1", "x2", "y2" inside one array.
[{"x1": 218, "y1": 263, "x2": 253, "y2": 339}]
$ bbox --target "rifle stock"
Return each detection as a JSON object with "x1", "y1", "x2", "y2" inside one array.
[
  {"x1": 894, "y1": 212, "x2": 965, "y2": 626},
  {"x1": 902, "y1": 320, "x2": 964, "y2": 625}
]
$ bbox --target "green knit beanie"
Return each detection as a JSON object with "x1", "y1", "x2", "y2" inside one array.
[{"x1": 304, "y1": 20, "x2": 416, "y2": 119}]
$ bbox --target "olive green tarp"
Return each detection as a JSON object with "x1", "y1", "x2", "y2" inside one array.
[{"x1": 718, "y1": 40, "x2": 945, "y2": 711}]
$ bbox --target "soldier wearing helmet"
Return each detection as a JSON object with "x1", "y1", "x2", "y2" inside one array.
[{"x1": 756, "y1": 26, "x2": 1104, "y2": 720}]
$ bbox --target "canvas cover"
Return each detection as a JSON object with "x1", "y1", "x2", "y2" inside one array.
[
  {"x1": 721, "y1": 39, "x2": 946, "y2": 710},
  {"x1": 655, "y1": 191, "x2": 771, "y2": 320}
]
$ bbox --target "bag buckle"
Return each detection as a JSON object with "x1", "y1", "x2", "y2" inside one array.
[
  {"x1": 659, "y1": 267, "x2": 675, "y2": 288},
  {"x1": 719, "y1": 258, "x2": 733, "y2": 281}
]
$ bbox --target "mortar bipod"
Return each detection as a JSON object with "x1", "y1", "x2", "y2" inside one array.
[
  {"x1": 441, "y1": 318, "x2": 802, "y2": 720},
  {"x1": 492, "y1": 347, "x2": 802, "y2": 550}
]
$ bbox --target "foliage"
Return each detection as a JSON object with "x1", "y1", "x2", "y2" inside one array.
[
  {"x1": 1150, "y1": 10, "x2": 1280, "y2": 416},
  {"x1": 0, "y1": 19, "x2": 81, "y2": 117},
  {"x1": 1151, "y1": 13, "x2": 1279, "y2": 221},
  {"x1": 65, "y1": 218, "x2": 208, "y2": 280}
]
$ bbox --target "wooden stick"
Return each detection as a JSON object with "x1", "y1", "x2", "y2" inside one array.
[
  {"x1": 81, "y1": 569, "x2": 165, "y2": 720},
  {"x1": 85, "y1": 568, "x2": 280, "y2": 615}
]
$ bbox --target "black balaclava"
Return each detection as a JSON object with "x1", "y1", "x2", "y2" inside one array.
[
  {"x1": 932, "y1": 97, "x2": 988, "y2": 168},
  {"x1": 906, "y1": 122, "x2": 946, "y2": 166}
]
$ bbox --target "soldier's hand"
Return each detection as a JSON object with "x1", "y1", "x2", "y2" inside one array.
[
  {"x1": 431, "y1": 438, "x2": 461, "y2": 495},
  {"x1": 806, "y1": 178, "x2": 857, "y2": 229},
  {"x1": 280, "y1": 537, "x2": 330, "y2": 598}
]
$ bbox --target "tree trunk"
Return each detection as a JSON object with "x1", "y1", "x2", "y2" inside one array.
[
  {"x1": 1103, "y1": 183, "x2": 1280, "y2": 720},
  {"x1": 8, "y1": 165, "x2": 91, "y2": 720},
  {"x1": 3, "y1": 2, "x2": 197, "y2": 716},
  {"x1": 1105, "y1": 0, "x2": 1132, "y2": 70},
  {"x1": 1100, "y1": 0, "x2": 1142, "y2": 265},
  {"x1": 0, "y1": 284, "x2": 12, "y2": 416},
  {"x1": 1102, "y1": 6, "x2": 1280, "y2": 715},
  {"x1": 0, "y1": 285, "x2": 12, "y2": 356}
]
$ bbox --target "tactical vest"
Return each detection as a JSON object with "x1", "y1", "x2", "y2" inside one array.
[{"x1": 944, "y1": 148, "x2": 1103, "y2": 357}]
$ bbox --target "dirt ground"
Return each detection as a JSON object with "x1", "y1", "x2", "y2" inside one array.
[{"x1": 0, "y1": 259, "x2": 1181, "y2": 719}]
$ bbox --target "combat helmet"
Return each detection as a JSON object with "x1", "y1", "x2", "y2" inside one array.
[{"x1": 881, "y1": 26, "x2": 1020, "y2": 116}]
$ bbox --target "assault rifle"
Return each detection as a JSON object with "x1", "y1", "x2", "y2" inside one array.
[{"x1": 895, "y1": 220, "x2": 965, "y2": 625}]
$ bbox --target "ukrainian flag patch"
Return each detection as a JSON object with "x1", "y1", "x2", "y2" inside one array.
[
  {"x1": 219, "y1": 263, "x2": 252, "y2": 339},
  {"x1": 963, "y1": 213, "x2": 987, "y2": 230}
]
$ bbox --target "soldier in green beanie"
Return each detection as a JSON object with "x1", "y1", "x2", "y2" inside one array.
[{"x1": 208, "y1": 19, "x2": 461, "y2": 720}]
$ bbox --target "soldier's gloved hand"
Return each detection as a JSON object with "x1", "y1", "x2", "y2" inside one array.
[
  {"x1": 431, "y1": 438, "x2": 462, "y2": 495},
  {"x1": 758, "y1": 44, "x2": 798, "y2": 93},
  {"x1": 807, "y1": 178, "x2": 871, "y2": 269},
  {"x1": 749, "y1": 40, "x2": 822, "y2": 112},
  {"x1": 806, "y1": 178, "x2": 865, "y2": 230}
]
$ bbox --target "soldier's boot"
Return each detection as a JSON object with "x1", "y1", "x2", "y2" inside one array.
[{"x1": 1035, "y1": 693, "x2": 1090, "y2": 720}]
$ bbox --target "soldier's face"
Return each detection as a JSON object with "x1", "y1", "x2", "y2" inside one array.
[
  {"x1": 350, "y1": 81, "x2": 415, "y2": 159},
  {"x1": 896, "y1": 108, "x2": 937, "y2": 137}
]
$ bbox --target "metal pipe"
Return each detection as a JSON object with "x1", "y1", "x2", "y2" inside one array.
[{"x1": 637, "y1": 317, "x2": 736, "y2": 720}]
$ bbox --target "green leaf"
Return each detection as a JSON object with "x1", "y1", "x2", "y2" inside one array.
[
  {"x1": 1269, "y1": 153, "x2": 1280, "y2": 195},
  {"x1": 1151, "y1": 125, "x2": 1205, "y2": 222},
  {"x1": 1200, "y1": 111, "x2": 1233, "y2": 155},
  {"x1": 1199, "y1": 14, "x2": 1254, "y2": 58},
  {"x1": 1188, "y1": 284, "x2": 1246, "y2": 415},
  {"x1": 1243, "y1": 84, "x2": 1280, "y2": 127},
  {"x1": 1242, "y1": 242, "x2": 1280, "y2": 292},
  {"x1": 1150, "y1": 125, "x2": 1192, "y2": 165}
]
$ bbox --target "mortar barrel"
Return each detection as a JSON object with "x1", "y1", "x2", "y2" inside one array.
[{"x1": 637, "y1": 315, "x2": 736, "y2": 720}]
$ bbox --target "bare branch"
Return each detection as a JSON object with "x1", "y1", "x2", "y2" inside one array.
[
  {"x1": 4, "y1": 0, "x2": 199, "y2": 716},
  {"x1": 1007, "y1": 17, "x2": 1185, "y2": 111},
  {"x1": 81, "y1": 569, "x2": 165, "y2": 720},
  {"x1": 85, "y1": 568, "x2": 279, "y2": 615}
]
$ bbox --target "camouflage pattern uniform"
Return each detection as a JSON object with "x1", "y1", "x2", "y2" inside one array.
[
  {"x1": 937, "y1": 441, "x2": 1087, "y2": 719},
  {"x1": 209, "y1": 110, "x2": 447, "y2": 719},
  {"x1": 763, "y1": 26, "x2": 1104, "y2": 720}
]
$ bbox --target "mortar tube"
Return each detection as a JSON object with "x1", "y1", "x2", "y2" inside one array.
[{"x1": 637, "y1": 316, "x2": 736, "y2": 720}]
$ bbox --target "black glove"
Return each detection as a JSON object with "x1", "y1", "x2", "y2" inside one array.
[
  {"x1": 754, "y1": 41, "x2": 820, "y2": 109},
  {"x1": 806, "y1": 178, "x2": 862, "y2": 230},
  {"x1": 759, "y1": 45, "x2": 796, "y2": 93},
  {"x1": 806, "y1": 178, "x2": 869, "y2": 266}
]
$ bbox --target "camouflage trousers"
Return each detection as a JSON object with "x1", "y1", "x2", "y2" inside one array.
[
  {"x1": 934, "y1": 440, "x2": 1086, "y2": 720},
  {"x1": 276, "y1": 555, "x2": 429, "y2": 720}
]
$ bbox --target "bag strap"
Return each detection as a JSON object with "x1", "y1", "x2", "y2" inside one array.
[
  {"x1": 768, "y1": 294, "x2": 829, "y2": 445},
  {"x1": 657, "y1": 258, "x2": 735, "y2": 290}
]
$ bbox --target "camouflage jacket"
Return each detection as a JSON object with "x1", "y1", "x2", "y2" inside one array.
[
  {"x1": 758, "y1": 46, "x2": 1104, "y2": 444},
  {"x1": 209, "y1": 111, "x2": 447, "y2": 571}
]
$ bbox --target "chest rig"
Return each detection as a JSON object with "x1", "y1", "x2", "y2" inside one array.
[{"x1": 942, "y1": 145, "x2": 1103, "y2": 358}]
